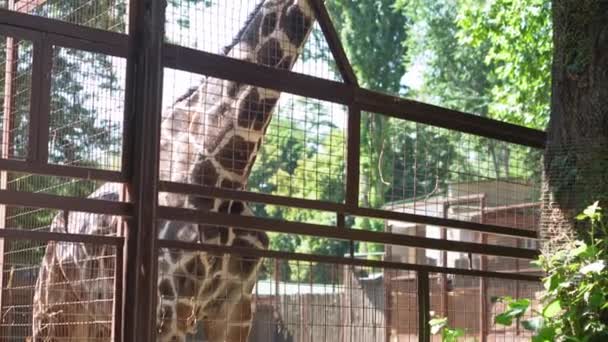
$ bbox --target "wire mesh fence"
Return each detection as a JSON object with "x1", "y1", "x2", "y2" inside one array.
[
  {"x1": 164, "y1": 0, "x2": 342, "y2": 82},
  {"x1": 1, "y1": 0, "x2": 128, "y2": 33},
  {"x1": 0, "y1": 0, "x2": 548, "y2": 341}
]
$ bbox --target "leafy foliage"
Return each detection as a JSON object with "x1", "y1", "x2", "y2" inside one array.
[
  {"x1": 495, "y1": 202, "x2": 608, "y2": 341},
  {"x1": 429, "y1": 317, "x2": 466, "y2": 342}
]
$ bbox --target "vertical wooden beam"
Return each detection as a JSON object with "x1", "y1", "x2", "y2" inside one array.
[
  {"x1": 122, "y1": 0, "x2": 166, "y2": 340},
  {"x1": 479, "y1": 197, "x2": 488, "y2": 342},
  {"x1": 346, "y1": 105, "x2": 360, "y2": 211},
  {"x1": 440, "y1": 203, "x2": 449, "y2": 318},
  {"x1": 0, "y1": 8, "x2": 17, "y2": 331},
  {"x1": 417, "y1": 270, "x2": 430, "y2": 342}
]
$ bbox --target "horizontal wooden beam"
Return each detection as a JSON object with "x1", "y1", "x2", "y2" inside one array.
[
  {"x1": 157, "y1": 239, "x2": 542, "y2": 282},
  {"x1": 0, "y1": 190, "x2": 133, "y2": 216},
  {"x1": 354, "y1": 88, "x2": 546, "y2": 149},
  {"x1": 0, "y1": 228, "x2": 124, "y2": 246},
  {"x1": 0, "y1": 159, "x2": 126, "y2": 182},
  {"x1": 163, "y1": 43, "x2": 352, "y2": 105},
  {"x1": 164, "y1": 44, "x2": 545, "y2": 148},
  {"x1": 0, "y1": 10, "x2": 128, "y2": 56},
  {"x1": 157, "y1": 206, "x2": 539, "y2": 259},
  {"x1": 159, "y1": 181, "x2": 538, "y2": 239}
]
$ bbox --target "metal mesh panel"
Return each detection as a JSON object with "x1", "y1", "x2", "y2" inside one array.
[
  {"x1": 164, "y1": 0, "x2": 343, "y2": 81},
  {"x1": 48, "y1": 46, "x2": 126, "y2": 171},
  {"x1": 486, "y1": 278, "x2": 542, "y2": 342},
  {"x1": 157, "y1": 249, "x2": 417, "y2": 342},
  {"x1": 361, "y1": 112, "x2": 541, "y2": 230},
  {"x1": 1, "y1": 0, "x2": 129, "y2": 33},
  {"x1": 0, "y1": 238, "x2": 118, "y2": 341},
  {"x1": 428, "y1": 274, "x2": 542, "y2": 342},
  {"x1": 160, "y1": 68, "x2": 346, "y2": 202},
  {"x1": 1, "y1": 34, "x2": 33, "y2": 161}
]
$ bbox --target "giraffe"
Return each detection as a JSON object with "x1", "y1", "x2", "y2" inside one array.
[{"x1": 31, "y1": 0, "x2": 317, "y2": 341}]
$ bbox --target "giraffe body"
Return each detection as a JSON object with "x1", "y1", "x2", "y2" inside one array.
[{"x1": 32, "y1": 1, "x2": 315, "y2": 341}]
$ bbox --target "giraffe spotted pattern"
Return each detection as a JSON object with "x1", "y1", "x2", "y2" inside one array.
[{"x1": 32, "y1": 1, "x2": 316, "y2": 341}]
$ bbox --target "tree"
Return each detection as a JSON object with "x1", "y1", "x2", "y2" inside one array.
[{"x1": 540, "y1": 0, "x2": 608, "y2": 251}]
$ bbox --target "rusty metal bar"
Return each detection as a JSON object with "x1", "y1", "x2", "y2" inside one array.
[
  {"x1": 156, "y1": 239, "x2": 541, "y2": 282},
  {"x1": 308, "y1": 0, "x2": 358, "y2": 85},
  {"x1": 0, "y1": 189, "x2": 133, "y2": 216},
  {"x1": 0, "y1": 158, "x2": 126, "y2": 181},
  {"x1": 0, "y1": 228, "x2": 124, "y2": 245},
  {"x1": 159, "y1": 181, "x2": 537, "y2": 239},
  {"x1": 417, "y1": 271, "x2": 430, "y2": 342},
  {"x1": 122, "y1": 0, "x2": 165, "y2": 340},
  {"x1": 157, "y1": 206, "x2": 539, "y2": 259}
]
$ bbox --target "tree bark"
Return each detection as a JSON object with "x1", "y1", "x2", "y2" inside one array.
[{"x1": 541, "y1": 0, "x2": 608, "y2": 252}]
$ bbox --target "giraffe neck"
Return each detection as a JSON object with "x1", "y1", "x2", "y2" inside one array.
[{"x1": 159, "y1": 0, "x2": 315, "y2": 206}]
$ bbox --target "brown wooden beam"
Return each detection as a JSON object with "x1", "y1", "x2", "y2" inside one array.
[
  {"x1": 159, "y1": 181, "x2": 538, "y2": 239},
  {"x1": 0, "y1": 9, "x2": 128, "y2": 54},
  {"x1": 156, "y1": 239, "x2": 541, "y2": 282},
  {"x1": 0, "y1": 158, "x2": 126, "y2": 182},
  {"x1": 0, "y1": 190, "x2": 133, "y2": 216},
  {"x1": 0, "y1": 227, "x2": 124, "y2": 246},
  {"x1": 354, "y1": 88, "x2": 546, "y2": 149},
  {"x1": 308, "y1": 0, "x2": 358, "y2": 85},
  {"x1": 122, "y1": 0, "x2": 165, "y2": 340},
  {"x1": 157, "y1": 206, "x2": 539, "y2": 259},
  {"x1": 163, "y1": 43, "x2": 352, "y2": 105}
]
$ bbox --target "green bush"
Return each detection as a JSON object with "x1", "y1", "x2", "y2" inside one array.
[{"x1": 495, "y1": 202, "x2": 608, "y2": 342}]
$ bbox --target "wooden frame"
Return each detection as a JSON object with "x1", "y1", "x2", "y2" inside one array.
[{"x1": 0, "y1": 2, "x2": 548, "y2": 341}]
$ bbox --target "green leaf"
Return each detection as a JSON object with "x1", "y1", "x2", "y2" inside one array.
[
  {"x1": 495, "y1": 313, "x2": 514, "y2": 326},
  {"x1": 588, "y1": 290, "x2": 604, "y2": 309},
  {"x1": 580, "y1": 260, "x2": 605, "y2": 274},
  {"x1": 429, "y1": 317, "x2": 448, "y2": 335},
  {"x1": 522, "y1": 316, "x2": 544, "y2": 332},
  {"x1": 532, "y1": 326, "x2": 557, "y2": 342},
  {"x1": 543, "y1": 273, "x2": 561, "y2": 292},
  {"x1": 542, "y1": 299, "x2": 562, "y2": 318}
]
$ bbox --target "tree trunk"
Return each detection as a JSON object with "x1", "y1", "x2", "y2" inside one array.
[{"x1": 541, "y1": 0, "x2": 608, "y2": 252}]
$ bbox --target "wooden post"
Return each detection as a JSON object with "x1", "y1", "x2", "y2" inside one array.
[
  {"x1": 122, "y1": 0, "x2": 166, "y2": 340},
  {"x1": 479, "y1": 196, "x2": 488, "y2": 342},
  {"x1": 0, "y1": 6, "x2": 18, "y2": 329},
  {"x1": 440, "y1": 203, "x2": 449, "y2": 318},
  {"x1": 417, "y1": 271, "x2": 430, "y2": 342}
]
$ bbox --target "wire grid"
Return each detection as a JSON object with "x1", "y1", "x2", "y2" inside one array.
[
  {"x1": 48, "y1": 46, "x2": 126, "y2": 171},
  {"x1": 1, "y1": 35, "x2": 33, "y2": 161},
  {"x1": 428, "y1": 274, "x2": 542, "y2": 342},
  {"x1": 0, "y1": 237, "x2": 118, "y2": 341},
  {"x1": 164, "y1": 0, "x2": 343, "y2": 81},
  {"x1": 429, "y1": 274, "x2": 480, "y2": 342},
  {"x1": 486, "y1": 278, "x2": 543, "y2": 342},
  {"x1": 1, "y1": 0, "x2": 128, "y2": 33},
  {"x1": 361, "y1": 112, "x2": 541, "y2": 230},
  {"x1": 384, "y1": 269, "x2": 418, "y2": 342},
  {"x1": 157, "y1": 249, "x2": 414, "y2": 341},
  {"x1": 160, "y1": 68, "x2": 347, "y2": 203}
]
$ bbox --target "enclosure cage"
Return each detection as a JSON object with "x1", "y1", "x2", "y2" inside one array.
[{"x1": 0, "y1": 0, "x2": 546, "y2": 341}]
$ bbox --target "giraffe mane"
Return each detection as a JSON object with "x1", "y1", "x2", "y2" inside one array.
[{"x1": 172, "y1": 0, "x2": 267, "y2": 107}]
